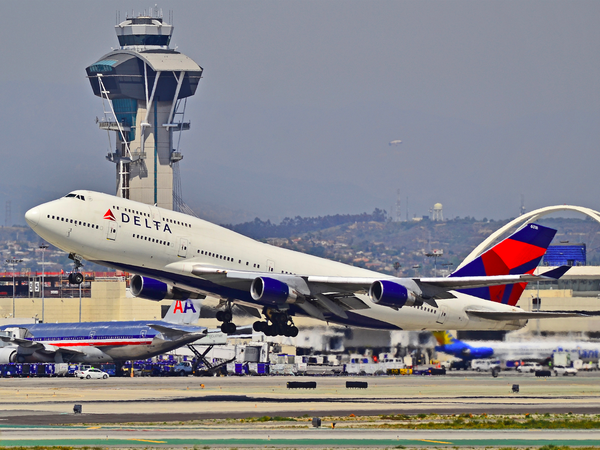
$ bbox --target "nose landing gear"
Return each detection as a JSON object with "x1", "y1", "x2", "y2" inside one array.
[{"x1": 67, "y1": 253, "x2": 84, "y2": 285}]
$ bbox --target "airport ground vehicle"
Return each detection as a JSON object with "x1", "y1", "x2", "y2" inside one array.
[
  {"x1": 470, "y1": 359, "x2": 501, "y2": 371},
  {"x1": 553, "y1": 365, "x2": 577, "y2": 376},
  {"x1": 77, "y1": 367, "x2": 109, "y2": 379},
  {"x1": 173, "y1": 361, "x2": 193, "y2": 376},
  {"x1": 517, "y1": 362, "x2": 543, "y2": 373}
]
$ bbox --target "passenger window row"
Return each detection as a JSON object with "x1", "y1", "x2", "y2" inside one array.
[
  {"x1": 47, "y1": 215, "x2": 99, "y2": 230},
  {"x1": 133, "y1": 234, "x2": 171, "y2": 246},
  {"x1": 196, "y1": 249, "x2": 260, "y2": 269},
  {"x1": 415, "y1": 305, "x2": 437, "y2": 313}
]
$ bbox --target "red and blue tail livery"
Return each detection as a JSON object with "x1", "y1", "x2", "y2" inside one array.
[{"x1": 450, "y1": 223, "x2": 556, "y2": 305}]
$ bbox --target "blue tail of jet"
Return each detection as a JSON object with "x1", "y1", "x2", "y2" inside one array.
[{"x1": 433, "y1": 331, "x2": 493, "y2": 360}]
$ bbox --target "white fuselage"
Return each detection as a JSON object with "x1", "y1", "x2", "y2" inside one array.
[{"x1": 25, "y1": 190, "x2": 527, "y2": 331}]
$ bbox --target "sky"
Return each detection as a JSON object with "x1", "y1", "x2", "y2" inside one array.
[{"x1": 1, "y1": 1, "x2": 599, "y2": 225}]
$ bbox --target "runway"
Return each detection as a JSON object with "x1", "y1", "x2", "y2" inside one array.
[
  {"x1": 1, "y1": 372, "x2": 600, "y2": 447},
  {"x1": 0, "y1": 426, "x2": 599, "y2": 448}
]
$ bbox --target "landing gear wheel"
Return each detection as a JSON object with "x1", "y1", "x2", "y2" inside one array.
[
  {"x1": 221, "y1": 322, "x2": 236, "y2": 334},
  {"x1": 73, "y1": 273, "x2": 84, "y2": 284},
  {"x1": 68, "y1": 272, "x2": 84, "y2": 285},
  {"x1": 253, "y1": 321, "x2": 267, "y2": 332},
  {"x1": 216, "y1": 311, "x2": 225, "y2": 322}
]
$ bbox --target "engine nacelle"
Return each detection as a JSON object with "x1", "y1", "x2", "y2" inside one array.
[
  {"x1": 0, "y1": 347, "x2": 17, "y2": 363},
  {"x1": 251, "y1": 277, "x2": 297, "y2": 305},
  {"x1": 130, "y1": 275, "x2": 194, "y2": 301},
  {"x1": 369, "y1": 280, "x2": 419, "y2": 309}
]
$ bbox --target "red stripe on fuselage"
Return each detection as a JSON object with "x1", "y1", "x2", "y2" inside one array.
[{"x1": 44, "y1": 340, "x2": 153, "y2": 347}]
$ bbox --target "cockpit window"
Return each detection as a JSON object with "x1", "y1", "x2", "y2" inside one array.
[{"x1": 64, "y1": 193, "x2": 85, "y2": 201}]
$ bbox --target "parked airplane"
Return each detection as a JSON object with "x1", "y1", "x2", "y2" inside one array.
[
  {"x1": 24, "y1": 190, "x2": 576, "y2": 336},
  {"x1": 0, "y1": 299, "x2": 207, "y2": 364},
  {"x1": 432, "y1": 331, "x2": 493, "y2": 360},
  {"x1": 434, "y1": 330, "x2": 600, "y2": 362}
]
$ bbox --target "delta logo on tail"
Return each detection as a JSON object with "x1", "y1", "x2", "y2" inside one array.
[
  {"x1": 103, "y1": 209, "x2": 116, "y2": 221},
  {"x1": 450, "y1": 223, "x2": 555, "y2": 305},
  {"x1": 432, "y1": 331, "x2": 493, "y2": 360}
]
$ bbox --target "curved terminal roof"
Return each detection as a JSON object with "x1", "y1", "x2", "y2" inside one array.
[{"x1": 458, "y1": 205, "x2": 600, "y2": 270}]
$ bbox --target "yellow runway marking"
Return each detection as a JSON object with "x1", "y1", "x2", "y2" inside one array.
[
  {"x1": 86, "y1": 426, "x2": 101, "y2": 429},
  {"x1": 129, "y1": 439, "x2": 167, "y2": 443},
  {"x1": 419, "y1": 439, "x2": 452, "y2": 444}
]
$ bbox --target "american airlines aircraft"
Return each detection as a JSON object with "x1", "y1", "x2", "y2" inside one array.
[
  {"x1": 0, "y1": 299, "x2": 206, "y2": 364},
  {"x1": 24, "y1": 190, "x2": 574, "y2": 336}
]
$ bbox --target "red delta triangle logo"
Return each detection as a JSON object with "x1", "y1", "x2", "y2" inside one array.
[{"x1": 103, "y1": 209, "x2": 116, "y2": 221}]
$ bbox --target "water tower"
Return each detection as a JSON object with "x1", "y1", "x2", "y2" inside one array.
[
  {"x1": 85, "y1": 8, "x2": 203, "y2": 210},
  {"x1": 432, "y1": 203, "x2": 443, "y2": 221}
]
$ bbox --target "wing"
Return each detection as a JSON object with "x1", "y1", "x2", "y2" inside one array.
[
  {"x1": 466, "y1": 310, "x2": 589, "y2": 321},
  {"x1": 148, "y1": 324, "x2": 208, "y2": 341},
  {"x1": 164, "y1": 261, "x2": 570, "y2": 320},
  {"x1": 0, "y1": 335, "x2": 84, "y2": 356}
]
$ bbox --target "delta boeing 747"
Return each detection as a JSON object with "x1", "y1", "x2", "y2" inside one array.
[{"x1": 24, "y1": 191, "x2": 576, "y2": 336}]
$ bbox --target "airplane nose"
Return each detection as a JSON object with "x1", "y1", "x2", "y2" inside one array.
[{"x1": 25, "y1": 207, "x2": 40, "y2": 228}]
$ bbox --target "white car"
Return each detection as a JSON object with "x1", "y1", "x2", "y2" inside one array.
[
  {"x1": 77, "y1": 368, "x2": 109, "y2": 379},
  {"x1": 517, "y1": 362, "x2": 543, "y2": 373},
  {"x1": 553, "y1": 365, "x2": 577, "y2": 376},
  {"x1": 470, "y1": 359, "x2": 501, "y2": 372}
]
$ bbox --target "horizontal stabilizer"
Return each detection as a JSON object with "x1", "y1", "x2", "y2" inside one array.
[
  {"x1": 539, "y1": 266, "x2": 571, "y2": 280},
  {"x1": 466, "y1": 309, "x2": 588, "y2": 321}
]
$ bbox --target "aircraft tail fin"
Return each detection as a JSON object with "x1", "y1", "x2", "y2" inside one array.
[
  {"x1": 450, "y1": 223, "x2": 556, "y2": 306},
  {"x1": 163, "y1": 299, "x2": 202, "y2": 325},
  {"x1": 432, "y1": 331, "x2": 456, "y2": 346}
]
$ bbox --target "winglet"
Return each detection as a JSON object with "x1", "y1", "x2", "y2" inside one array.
[{"x1": 539, "y1": 266, "x2": 570, "y2": 280}]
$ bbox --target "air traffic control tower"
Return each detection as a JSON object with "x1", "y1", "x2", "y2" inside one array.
[{"x1": 86, "y1": 11, "x2": 203, "y2": 210}]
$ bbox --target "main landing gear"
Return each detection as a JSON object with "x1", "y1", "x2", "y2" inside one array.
[
  {"x1": 216, "y1": 303, "x2": 237, "y2": 334},
  {"x1": 253, "y1": 309, "x2": 299, "y2": 337}
]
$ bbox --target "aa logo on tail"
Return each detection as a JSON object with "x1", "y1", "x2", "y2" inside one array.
[{"x1": 173, "y1": 300, "x2": 197, "y2": 314}]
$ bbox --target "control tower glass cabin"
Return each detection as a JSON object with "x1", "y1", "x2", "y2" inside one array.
[{"x1": 86, "y1": 14, "x2": 203, "y2": 210}]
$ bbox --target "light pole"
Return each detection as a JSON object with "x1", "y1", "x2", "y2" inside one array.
[
  {"x1": 6, "y1": 258, "x2": 23, "y2": 319},
  {"x1": 39, "y1": 244, "x2": 48, "y2": 323}
]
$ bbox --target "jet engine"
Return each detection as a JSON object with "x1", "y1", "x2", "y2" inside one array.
[
  {"x1": 130, "y1": 275, "x2": 196, "y2": 301},
  {"x1": 369, "y1": 280, "x2": 419, "y2": 309},
  {"x1": 0, "y1": 347, "x2": 17, "y2": 363},
  {"x1": 251, "y1": 277, "x2": 297, "y2": 305}
]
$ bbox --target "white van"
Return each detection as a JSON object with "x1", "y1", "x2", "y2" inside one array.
[{"x1": 470, "y1": 359, "x2": 501, "y2": 372}]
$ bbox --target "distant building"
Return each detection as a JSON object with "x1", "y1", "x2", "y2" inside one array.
[{"x1": 543, "y1": 243, "x2": 586, "y2": 266}]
